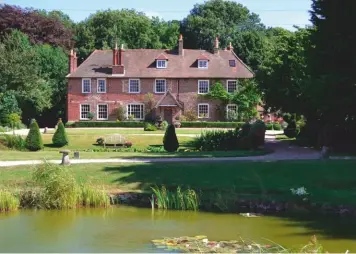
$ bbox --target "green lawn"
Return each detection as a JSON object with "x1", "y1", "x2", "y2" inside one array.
[{"x1": 1, "y1": 160, "x2": 356, "y2": 206}]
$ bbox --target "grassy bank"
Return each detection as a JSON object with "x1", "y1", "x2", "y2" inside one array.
[{"x1": 1, "y1": 160, "x2": 356, "y2": 207}]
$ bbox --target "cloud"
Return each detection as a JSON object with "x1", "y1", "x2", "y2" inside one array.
[{"x1": 143, "y1": 11, "x2": 163, "y2": 19}]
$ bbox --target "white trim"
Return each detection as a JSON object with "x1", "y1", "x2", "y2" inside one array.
[
  {"x1": 80, "y1": 104, "x2": 90, "y2": 120},
  {"x1": 154, "y1": 79, "x2": 167, "y2": 93},
  {"x1": 198, "y1": 103, "x2": 210, "y2": 118},
  {"x1": 97, "y1": 78, "x2": 107, "y2": 93},
  {"x1": 226, "y1": 80, "x2": 238, "y2": 93},
  {"x1": 198, "y1": 60, "x2": 208, "y2": 69},
  {"x1": 226, "y1": 104, "x2": 238, "y2": 111},
  {"x1": 97, "y1": 104, "x2": 108, "y2": 120},
  {"x1": 82, "y1": 78, "x2": 91, "y2": 93},
  {"x1": 129, "y1": 79, "x2": 141, "y2": 93},
  {"x1": 198, "y1": 80, "x2": 210, "y2": 94},
  {"x1": 127, "y1": 103, "x2": 145, "y2": 120},
  {"x1": 156, "y1": 60, "x2": 167, "y2": 69}
]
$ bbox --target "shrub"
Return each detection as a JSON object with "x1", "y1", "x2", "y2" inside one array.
[
  {"x1": 52, "y1": 119, "x2": 69, "y2": 147},
  {"x1": 181, "y1": 121, "x2": 244, "y2": 128},
  {"x1": 183, "y1": 109, "x2": 198, "y2": 121},
  {"x1": 124, "y1": 141, "x2": 132, "y2": 148},
  {"x1": 192, "y1": 129, "x2": 239, "y2": 151},
  {"x1": 0, "y1": 190, "x2": 20, "y2": 212},
  {"x1": 160, "y1": 120, "x2": 169, "y2": 130},
  {"x1": 96, "y1": 137, "x2": 104, "y2": 145},
  {"x1": 87, "y1": 112, "x2": 95, "y2": 120},
  {"x1": 226, "y1": 109, "x2": 239, "y2": 122},
  {"x1": 7, "y1": 113, "x2": 21, "y2": 133},
  {"x1": 4, "y1": 134, "x2": 26, "y2": 150},
  {"x1": 273, "y1": 122, "x2": 282, "y2": 130},
  {"x1": 71, "y1": 121, "x2": 144, "y2": 128},
  {"x1": 116, "y1": 104, "x2": 126, "y2": 121},
  {"x1": 265, "y1": 123, "x2": 273, "y2": 130},
  {"x1": 25, "y1": 119, "x2": 43, "y2": 151},
  {"x1": 0, "y1": 126, "x2": 5, "y2": 133},
  {"x1": 163, "y1": 124, "x2": 179, "y2": 152},
  {"x1": 248, "y1": 120, "x2": 266, "y2": 150},
  {"x1": 144, "y1": 122, "x2": 157, "y2": 131},
  {"x1": 79, "y1": 184, "x2": 110, "y2": 208}
]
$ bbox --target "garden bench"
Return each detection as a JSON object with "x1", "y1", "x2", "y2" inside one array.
[
  {"x1": 59, "y1": 150, "x2": 70, "y2": 165},
  {"x1": 103, "y1": 134, "x2": 127, "y2": 148}
]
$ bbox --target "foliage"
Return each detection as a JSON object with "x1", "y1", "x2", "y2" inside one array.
[
  {"x1": 226, "y1": 109, "x2": 239, "y2": 122},
  {"x1": 124, "y1": 141, "x2": 132, "y2": 148},
  {"x1": 160, "y1": 120, "x2": 168, "y2": 130},
  {"x1": 151, "y1": 185, "x2": 199, "y2": 211},
  {"x1": 71, "y1": 121, "x2": 144, "y2": 128},
  {"x1": 0, "y1": 189, "x2": 20, "y2": 212},
  {"x1": 144, "y1": 122, "x2": 157, "y2": 131},
  {"x1": 181, "y1": 121, "x2": 244, "y2": 128},
  {"x1": 96, "y1": 137, "x2": 104, "y2": 145},
  {"x1": 143, "y1": 93, "x2": 156, "y2": 121},
  {"x1": 116, "y1": 104, "x2": 126, "y2": 121},
  {"x1": 52, "y1": 119, "x2": 69, "y2": 147},
  {"x1": 183, "y1": 108, "x2": 198, "y2": 121},
  {"x1": 25, "y1": 119, "x2": 43, "y2": 151},
  {"x1": 163, "y1": 124, "x2": 179, "y2": 152},
  {"x1": 3, "y1": 134, "x2": 26, "y2": 150},
  {"x1": 0, "y1": 91, "x2": 21, "y2": 126},
  {"x1": 249, "y1": 120, "x2": 266, "y2": 149},
  {"x1": 7, "y1": 113, "x2": 21, "y2": 133},
  {"x1": 0, "y1": 5, "x2": 74, "y2": 49},
  {"x1": 79, "y1": 184, "x2": 110, "y2": 208},
  {"x1": 87, "y1": 112, "x2": 95, "y2": 120},
  {"x1": 192, "y1": 129, "x2": 239, "y2": 151}
]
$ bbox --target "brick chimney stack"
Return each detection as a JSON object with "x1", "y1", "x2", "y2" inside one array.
[
  {"x1": 69, "y1": 49, "x2": 78, "y2": 73},
  {"x1": 227, "y1": 42, "x2": 234, "y2": 51},
  {"x1": 113, "y1": 41, "x2": 118, "y2": 65},
  {"x1": 214, "y1": 37, "x2": 219, "y2": 54},
  {"x1": 112, "y1": 44, "x2": 125, "y2": 75},
  {"x1": 178, "y1": 34, "x2": 184, "y2": 56}
]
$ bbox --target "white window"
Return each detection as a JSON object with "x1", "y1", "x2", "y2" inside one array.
[
  {"x1": 226, "y1": 104, "x2": 238, "y2": 113},
  {"x1": 97, "y1": 79, "x2": 106, "y2": 93},
  {"x1": 227, "y1": 80, "x2": 238, "y2": 93},
  {"x1": 97, "y1": 104, "x2": 108, "y2": 120},
  {"x1": 198, "y1": 60, "x2": 208, "y2": 69},
  {"x1": 80, "y1": 104, "x2": 90, "y2": 120},
  {"x1": 198, "y1": 103, "x2": 209, "y2": 118},
  {"x1": 198, "y1": 80, "x2": 209, "y2": 94},
  {"x1": 155, "y1": 79, "x2": 166, "y2": 93},
  {"x1": 127, "y1": 104, "x2": 144, "y2": 120},
  {"x1": 129, "y1": 79, "x2": 140, "y2": 93},
  {"x1": 156, "y1": 60, "x2": 167, "y2": 69},
  {"x1": 82, "y1": 79, "x2": 91, "y2": 93}
]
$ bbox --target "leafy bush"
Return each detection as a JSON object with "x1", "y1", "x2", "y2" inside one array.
[
  {"x1": 226, "y1": 110, "x2": 239, "y2": 122},
  {"x1": 124, "y1": 141, "x2": 132, "y2": 148},
  {"x1": 25, "y1": 119, "x2": 43, "y2": 151},
  {"x1": 87, "y1": 112, "x2": 95, "y2": 120},
  {"x1": 71, "y1": 121, "x2": 145, "y2": 128},
  {"x1": 96, "y1": 137, "x2": 104, "y2": 145},
  {"x1": 161, "y1": 120, "x2": 169, "y2": 130},
  {"x1": 265, "y1": 123, "x2": 273, "y2": 130},
  {"x1": 144, "y1": 122, "x2": 157, "y2": 131},
  {"x1": 249, "y1": 120, "x2": 266, "y2": 149},
  {"x1": 0, "y1": 189, "x2": 20, "y2": 212},
  {"x1": 163, "y1": 124, "x2": 179, "y2": 152},
  {"x1": 183, "y1": 109, "x2": 198, "y2": 121},
  {"x1": 7, "y1": 113, "x2": 21, "y2": 133},
  {"x1": 192, "y1": 129, "x2": 239, "y2": 151},
  {"x1": 181, "y1": 121, "x2": 244, "y2": 128},
  {"x1": 273, "y1": 122, "x2": 282, "y2": 130},
  {"x1": 52, "y1": 119, "x2": 68, "y2": 147},
  {"x1": 0, "y1": 126, "x2": 5, "y2": 133},
  {"x1": 116, "y1": 105, "x2": 126, "y2": 121},
  {"x1": 3, "y1": 134, "x2": 26, "y2": 150}
]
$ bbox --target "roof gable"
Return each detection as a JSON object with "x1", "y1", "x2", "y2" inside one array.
[{"x1": 155, "y1": 90, "x2": 183, "y2": 108}]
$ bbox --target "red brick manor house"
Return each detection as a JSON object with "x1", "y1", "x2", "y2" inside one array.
[{"x1": 66, "y1": 35, "x2": 254, "y2": 124}]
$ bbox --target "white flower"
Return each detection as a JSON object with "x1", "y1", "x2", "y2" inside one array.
[
  {"x1": 202, "y1": 239, "x2": 208, "y2": 244},
  {"x1": 291, "y1": 187, "x2": 308, "y2": 196},
  {"x1": 248, "y1": 245, "x2": 252, "y2": 250}
]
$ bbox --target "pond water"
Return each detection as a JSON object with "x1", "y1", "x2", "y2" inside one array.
[{"x1": 0, "y1": 207, "x2": 355, "y2": 253}]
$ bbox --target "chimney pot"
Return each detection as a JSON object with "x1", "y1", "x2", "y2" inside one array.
[{"x1": 227, "y1": 42, "x2": 234, "y2": 51}]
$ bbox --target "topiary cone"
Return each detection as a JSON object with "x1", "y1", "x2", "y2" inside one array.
[
  {"x1": 52, "y1": 119, "x2": 69, "y2": 147},
  {"x1": 163, "y1": 124, "x2": 179, "y2": 152},
  {"x1": 25, "y1": 119, "x2": 43, "y2": 151}
]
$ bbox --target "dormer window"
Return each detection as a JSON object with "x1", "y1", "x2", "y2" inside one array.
[
  {"x1": 157, "y1": 60, "x2": 167, "y2": 69},
  {"x1": 198, "y1": 60, "x2": 208, "y2": 69}
]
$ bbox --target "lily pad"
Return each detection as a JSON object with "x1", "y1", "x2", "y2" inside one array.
[{"x1": 195, "y1": 235, "x2": 208, "y2": 239}]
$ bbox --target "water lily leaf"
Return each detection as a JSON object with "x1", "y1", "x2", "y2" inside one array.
[
  {"x1": 151, "y1": 239, "x2": 165, "y2": 243},
  {"x1": 195, "y1": 235, "x2": 208, "y2": 239},
  {"x1": 155, "y1": 245, "x2": 167, "y2": 249}
]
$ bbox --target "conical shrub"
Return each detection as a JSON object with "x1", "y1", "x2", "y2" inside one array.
[
  {"x1": 163, "y1": 124, "x2": 179, "y2": 152},
  {"x1": 52, "y1": 119, "x2": 68, "y2": 147},
  {"x1": 25, "y1": 119, "x2": 43, "y2": 151}
]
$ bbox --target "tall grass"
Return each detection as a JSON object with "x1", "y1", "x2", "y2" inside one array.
[
  {"x1": 151, "y1": 185, "x2": 199, "y2": 211},
  {"x1": 3, "y1": 134, "x2": 26, "y2": 150},
  {"x1": 79, "y1": 184, "x2": 110, "y2": 208},
  {"x1": 0, "y1": 190, "x2": 20, "y2": 212}
]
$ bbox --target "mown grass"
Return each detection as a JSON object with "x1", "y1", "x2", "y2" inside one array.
[{"x1": 1, "y1": 160, "x2": 356, "y2": 206}]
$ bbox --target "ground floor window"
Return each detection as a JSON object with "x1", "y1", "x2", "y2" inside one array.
[
  {"x1": 80, "y1": 104, "x2": 90, "y2": 120},
  {"x1": 97, "y1": 104, "x2": 108, "y2": 120},
  {"x1": 127, "y1": 104, "x2": 144, "y2": 120},
  {"x1": 198, "y1": 103, "x2": 209, "y2": 118},
  {"x1": 226, "y1": 104, "x2": 237, "y2": 113}
]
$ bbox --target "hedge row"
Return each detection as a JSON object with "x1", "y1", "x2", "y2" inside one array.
[
  {"x1": 180, "y1": 122, "x2": 245, "y2": 128},
  {"x1": 68, "y1": 121, "x2": 145, "y2": 128}
]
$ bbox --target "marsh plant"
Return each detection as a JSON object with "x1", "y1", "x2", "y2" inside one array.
[
  {"x1": 150, "y1": 185, "x2": 199, "y2": 211},
  {"x1": 0, "y1": 189, "x2": 20, "y2": 212}
]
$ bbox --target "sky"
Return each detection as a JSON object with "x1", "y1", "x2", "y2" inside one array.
[{"x1": 3, "y1": 0, "x2": 312, "y2": 30}]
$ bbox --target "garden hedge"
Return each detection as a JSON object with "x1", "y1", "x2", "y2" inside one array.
[{"x1": 180, "y1": 122, "x2": 245, "y2": 128}]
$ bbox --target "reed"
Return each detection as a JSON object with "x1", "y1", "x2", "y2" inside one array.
[
  {"x1": 151, "y1": 185, "x2": 199, "y2": 211},
  {"x1": 0, "y1": 189, "x2": 20, "y2": 212},
  {"x1": 79, "y1": 184, "x2": 110, "y2": 208}
]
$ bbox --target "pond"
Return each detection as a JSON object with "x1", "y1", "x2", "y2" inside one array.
[{"x1": 0, "y1": 207, "x2": 355, "y2": 252}]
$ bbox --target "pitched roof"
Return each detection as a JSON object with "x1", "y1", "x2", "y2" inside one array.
[
  {"x1": 155, "y1": 53, "x2": 168, "y2": 60},
  {"x1": 155, "y1": 90, "x2": 183, "y2": 108},
  {"x1": 197, "y1": 53, "x2": 210, "y2": 61},
  {"x1": 67, "y1": 49, "x2": 254, "y2": 78}
]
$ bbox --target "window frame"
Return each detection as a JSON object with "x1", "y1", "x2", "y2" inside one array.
[
  {"x1": 80, "y1": 104, "x2": 91, "y2": 120},
  {"x1": 156, "y1": 60, "x2": 168, "y2": 69},
  {"x1": 97, "y1": 78, "x2": 107, "y2": 93},
  {"x1": 97, "y1": 104, "x2": 108, "y2": 120},
  {"x1": 198, "y1": 103, "x2": 210, "y2": 119},
  {"x1": 226, "y1": 104, "x2": 238, "y2": 113},
  {"x1": 82, "y1": 78, "x2": 91, "y2": 93},
  {"x1": 154, "y1": 79, "x2": 167, "y2": 93},
  {"x1": 129, "y1": 79, "x2": 141, "y2": 94},
  {"x1": 198, "y1": 60, "x2": 208, "y2": 69},
  {"x1": 127, "y1": 103, "x2": 145, "y2": 120},
  {"x1": 229, "y1": 60, "x2": 236, "y2": 67},
  {"x1": 198, "y1": 80, "x2": 210, "y2": 94},
  {"x1": 226, "y1": 80, "x2": 238, "y2": 93}
]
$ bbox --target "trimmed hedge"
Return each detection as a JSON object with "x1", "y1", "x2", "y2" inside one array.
[
  {"x1": 69, "y1": 121, "x2": 145, "y2": 128},
  {"x1": 180, "y1": 122, "x2": 245, "y2": 128}
]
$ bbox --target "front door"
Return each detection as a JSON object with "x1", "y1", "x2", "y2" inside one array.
[{"x1": 164, "y1": 109, "x2": 173, "y2": 124}]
